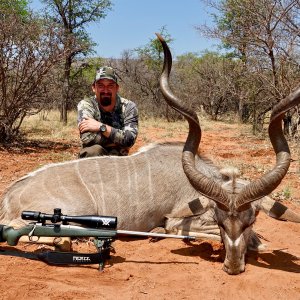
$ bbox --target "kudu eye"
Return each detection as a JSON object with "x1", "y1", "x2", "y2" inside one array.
[{"x1": 241, "y1": 220, "x2": 255, "y2": 231}]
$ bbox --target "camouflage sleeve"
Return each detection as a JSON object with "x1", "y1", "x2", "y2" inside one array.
[
  {"x1": 77, "y1": 99, "x2": 101, "y2": 145},
  {"x1": 109, "y1": 101, "x2": 138, "y2": 147}
]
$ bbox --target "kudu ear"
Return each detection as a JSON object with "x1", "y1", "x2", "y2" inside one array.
[{"x1": 260, "y1": 197, "x2": 300, "y2": 222}]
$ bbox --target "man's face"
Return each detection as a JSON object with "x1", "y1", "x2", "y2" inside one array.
[{"x1": 93, "y1": 78, "x2": 119, "y2": 111}]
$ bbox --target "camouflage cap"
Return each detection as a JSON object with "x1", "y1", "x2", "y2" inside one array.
[{"x1": 95, "y1": 66, "x2": 118, "y2": 84}]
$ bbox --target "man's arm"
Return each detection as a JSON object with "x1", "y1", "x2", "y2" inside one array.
[{"x1": 77, "y1": 99, "x2": 101, "y2": 145}]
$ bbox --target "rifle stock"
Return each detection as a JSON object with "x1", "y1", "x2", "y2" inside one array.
[{"x1": 0, "y1": 224, "x2": 117, "y2": 246}]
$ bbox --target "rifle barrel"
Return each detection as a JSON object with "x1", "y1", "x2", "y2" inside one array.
[{"x1": 117, "y1": 230, "x2": 196, "y2": 240}]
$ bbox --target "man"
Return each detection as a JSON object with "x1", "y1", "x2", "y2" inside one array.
[{"x1": 77, "y1": 66, "x2": 138, "y2": 157}]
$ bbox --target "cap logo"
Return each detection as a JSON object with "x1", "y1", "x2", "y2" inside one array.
[{"x1": 98, "y1": 69, "x2": 106, "y2": 76}]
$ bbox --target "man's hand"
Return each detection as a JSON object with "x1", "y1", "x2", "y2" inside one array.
[{"x1": 78, "y1": 117, "x2": 101, "y2": 133}]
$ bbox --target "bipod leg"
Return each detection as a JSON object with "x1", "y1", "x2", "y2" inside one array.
[{"x1": 93, "y1": 238, "x2": 112, "y2": 271}]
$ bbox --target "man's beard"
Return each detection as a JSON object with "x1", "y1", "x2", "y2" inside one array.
[{"x1": 100, "y1": 93, "x2": 112, "y2": 107}]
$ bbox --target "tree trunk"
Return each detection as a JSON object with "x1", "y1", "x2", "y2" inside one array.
[{"x1": 60, "y1": 55, "x2": 72, "y2": 124}]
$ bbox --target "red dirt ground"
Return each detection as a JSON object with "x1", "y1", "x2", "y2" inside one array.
[{"x1": 0, "y1": 122, "x2": 299, "y2": 300}]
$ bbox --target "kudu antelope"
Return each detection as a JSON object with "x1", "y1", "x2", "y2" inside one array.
[
  {"x1": 0, "y1": 35, "x2": 299, "y2": 274},
  {"x1": 156, "y1": 33, "x2": 300, "y2": 274}
]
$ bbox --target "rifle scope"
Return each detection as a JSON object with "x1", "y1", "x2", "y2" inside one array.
[{"x1": 21, "y1": 208, "x2": 117, "y2": 230}]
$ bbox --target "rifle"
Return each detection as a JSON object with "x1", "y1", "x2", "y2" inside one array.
[{"x1": 0, "y1": 208, "x2": 196, "y2": 271}]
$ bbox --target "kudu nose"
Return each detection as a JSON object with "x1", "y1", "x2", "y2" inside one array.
[{"x1": 223, "y1": 260, "x2": 245, "y2": 275}]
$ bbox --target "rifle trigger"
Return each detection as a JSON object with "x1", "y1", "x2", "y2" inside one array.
[{"x1": 28, "y1": 224, "x2": 38, "y2": 241}]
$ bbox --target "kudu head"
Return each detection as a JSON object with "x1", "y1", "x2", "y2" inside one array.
[{"x1": 156, "y1": 33, "x2": 300, "y2": 274}]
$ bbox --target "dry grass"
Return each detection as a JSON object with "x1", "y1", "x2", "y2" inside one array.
[
  {"x1": 21, "y1": 110, "x2": 79, "y2": 142},
  {"x1": 21, "y1": 110, "x2": 240, "y2": 141},
  {"x1": 21, "y1": 111, "x2": 195, "y2": 145}
]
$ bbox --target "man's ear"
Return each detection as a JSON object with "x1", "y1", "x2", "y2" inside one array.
[{"x1": 91, "y1": 83, "x2": 96, "y2": 93}]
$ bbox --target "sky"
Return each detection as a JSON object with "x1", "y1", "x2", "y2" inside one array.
[{"x1": 29, "y1": 0, "x2": 219, "y2": 58}]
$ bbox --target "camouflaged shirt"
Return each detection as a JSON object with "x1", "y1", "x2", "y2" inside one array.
[{"x1": 77, "y1": 95, "x2": 138, "y2": 156}]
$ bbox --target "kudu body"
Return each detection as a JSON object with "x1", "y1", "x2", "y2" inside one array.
[
  {"x1": 0, "y1": 142, "x2": 223, "y2": 233},
  {"x1": 156, "y1": 33, "x2": 300, "y2": 274}
]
